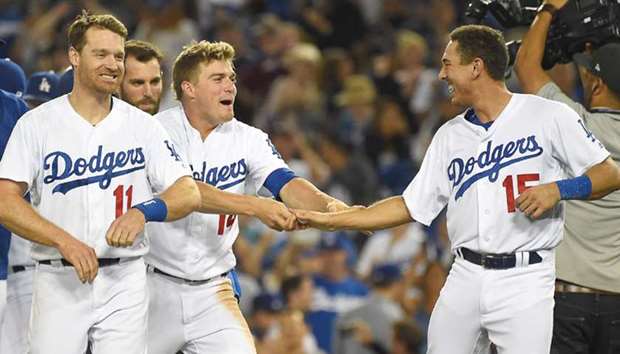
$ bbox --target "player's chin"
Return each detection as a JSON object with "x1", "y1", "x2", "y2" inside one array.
[{"x1": 96, "y1": 82, "x2": 121, "y2": 95}]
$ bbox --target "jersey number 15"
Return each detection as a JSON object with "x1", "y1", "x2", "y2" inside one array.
[{"x1": 502, "y1": 174, "x2": 539, "y2": 213}]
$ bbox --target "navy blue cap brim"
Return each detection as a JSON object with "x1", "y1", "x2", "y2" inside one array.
[{"x1": 572, "y1": 52, "x2": 595, "y2": 72}]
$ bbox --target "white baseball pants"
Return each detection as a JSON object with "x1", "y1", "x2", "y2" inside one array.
[
  {"x1": 427, "y1": 251, "x2": 555, "y2": 354},
  {"x1": 147, "y1": 268, "x2": 256, "y2": 354},
  {"x1": 28, "y1": 257, "x2": 147, "y2": 354}
]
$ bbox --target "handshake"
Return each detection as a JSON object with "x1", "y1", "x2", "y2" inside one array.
[{"x1": 253, "y1": 197, "x2": 365, "y2": 232}]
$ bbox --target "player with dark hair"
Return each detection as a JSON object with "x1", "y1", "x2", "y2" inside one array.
[
  {"x1": 121, "y1": 39, "x2": 164, "y2": 114},
  {"x1": 294, "y1": 24, "x2": 620, "y2": 354}
]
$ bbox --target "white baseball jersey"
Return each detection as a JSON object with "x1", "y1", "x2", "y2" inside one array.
[
  {"x1": 0, "y1": 95, "x2": 190, "y2": 260},
  {"x1": 403, "y1": 93, "x2": 609, "y2": 253},
  {"x1": 145, "y1": 105, "x2": 291, "y2": 280},
  {"x1": 8, "y1": 234, "x2": 33, "y2": 267}
]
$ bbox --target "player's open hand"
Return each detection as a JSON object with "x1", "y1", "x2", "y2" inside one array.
[
  {"x1": 105, "y1": 208, "x2": 146, "y2": 248},
  {"x1": 516, "y1": 182, "x2": 561, "y2": 219},
  {"x1": 253, "y1": 197, "x2": 303, "y2": 231},
  {"x1": 326, "y1": 201, "x2": 373, "y2": 236},
  {"x1": 56, "y1": 236, "x2": 98, "y2": 283}
]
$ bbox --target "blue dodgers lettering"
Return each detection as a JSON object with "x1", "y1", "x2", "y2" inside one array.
[
  {"x1": 44, "y1": 145, "x2": 146, "y2": 194},
  {"x1": 191, "y1": 158, "x2": 247, "y2": 190},
  {"x1": 448, "y1": 135, "x2": 543, "y2": 200}
]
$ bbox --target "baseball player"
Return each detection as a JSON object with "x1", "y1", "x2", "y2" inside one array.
[
  {"x1": 145, "y1": 40, "x2": 348, "y2": 354},
  {"x1": 294, "y1": 25, "x2": 620, "y2": 354},
  {"x1": 120, "y1": 40, "x2": 163, "y2": 115},
  {"x1": 0, "y1": 13, "x2": 203, "y2": 354},
  {"x1": 0, "y1": 87, "x2": 29, "y2": 334},
  {"x1": 1, "y1": 71, "x2": 60, "y2": 354}
]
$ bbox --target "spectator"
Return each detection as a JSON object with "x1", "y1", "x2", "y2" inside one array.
[
  {"x1": 333, "y1": 263, "x2": 407, "y2": 354},
  {"x1": 356, "y1": 223, "x2": 426, "y2": 279},
  {"x1": 318, "y1": 132, "x2": 379, "y2": 206},
  {"x1": 307, "y1": 232, "x2": 368, "y2": 354},
  {"x1": 334, "y1": 75, "x2": 377, "y2": 150}
]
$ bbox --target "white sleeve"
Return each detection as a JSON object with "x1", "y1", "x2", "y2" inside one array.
[
  {"x1": 0, "y1": 114, "x2": 40, "y2": 190},
  {"x1": 143, "y1": 119, "x2": 192, "y2": 193},
  {"x1": 244, "y1": 128, "x2": 290, "y2": 193},
  {"x1": 402, "y1": 129, "x2": 451, "y2": 226},
  {"x1": 546, "y1": 102, "x2": 610, "y2": 177}
]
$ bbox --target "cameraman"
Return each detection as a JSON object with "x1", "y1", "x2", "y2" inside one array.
[{"x1": 515, "y1": 0, "x2": 620, "y2": 353}]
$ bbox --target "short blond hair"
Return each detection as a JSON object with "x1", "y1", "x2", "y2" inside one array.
[
  {"x1": 172, "y1": 40, "x2": 235, "y2": 100},
  {"x1": 67, "y1": 10, "x2": 127, "y2": 53}
]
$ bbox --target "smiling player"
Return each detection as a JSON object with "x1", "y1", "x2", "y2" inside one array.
[
  {"x1": 145, "y1": 40, "x2": 349, "y2": 354},
  {"x1": 293, "y1": 25, "x2": 620, "y2": 354}
]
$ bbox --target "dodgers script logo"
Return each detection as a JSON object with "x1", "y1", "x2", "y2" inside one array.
[
  {"x1": 44, "y1": 145, "x2": 146, "y2": 194},
  {"x1": 448, "y1": 135, "x2": 543, "y2": 200},
  {"x1": 191, "y1": 158, "x2": 247, "y2": 190}
]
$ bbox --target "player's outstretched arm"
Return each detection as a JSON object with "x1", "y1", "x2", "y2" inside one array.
[
  {"x1": 0, "y1": 179, "x2": 98, "y2": 283},
  {"x1": 107, "y1": 176, "x2": 201, "y2": 248},
  {"x1": 516, "y1": 157, "x2": 620, "y2": 218},
  {"x1": 195, "y1": 181, "x2": 299, "y2": 231},
  {"x1": 293, "y1": 196, "x2": 413, "y2": 232}
]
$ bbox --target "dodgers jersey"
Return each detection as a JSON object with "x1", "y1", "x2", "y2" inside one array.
[
  {"x1": 0, "y1": 95, "x2": 190, "y2": 260},
  {"x1": 145, "y1": 105, "x2": 291, "y2": 280},
  {"x1": 403, "y1": 94, "x2": 609, "y2": 253}
]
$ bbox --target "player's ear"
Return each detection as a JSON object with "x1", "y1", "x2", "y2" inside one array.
[
  {"x1": 68, "y1": 46, "x2": 80, "y2": 67},
  {"x1": 471, "y1": 58, "x2": 483, "y2": 79},
  {"x1": 181, "y1": 80, "x2": 195, "y2": 99}
]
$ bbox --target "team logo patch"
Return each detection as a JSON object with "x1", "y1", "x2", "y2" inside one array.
[
  {"x1": 44, "y1": 145, "x2": 146, "y2": 194},
  {"x1": 164, "y1": 140, "x2": 182, "y2": 161},
  {"x1": 266, "y1": 138, "x2": 283, "y2": 160},
  {"x1": 448, "y1": 135, "x2": 544, "y2": 200}
]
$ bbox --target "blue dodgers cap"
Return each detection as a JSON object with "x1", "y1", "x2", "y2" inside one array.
[
  {"x1": 24, "y1": 71, "x2": 60, "y2": 103},
  {"x1": 318, "y1": 232, "x2": 349, "y2": 251},
  {"x1": 0, "y1": 58, "x2": 26, "y2": 96},
  {"x1": 252, "y1": 293, "x2": 285, "y2": 313},
  {"x1": 56, "y1": 67, "x2": 74, "y2": 97},
  {"x1": 370, "y1": 263, "x2": 403, "y2": 287}
]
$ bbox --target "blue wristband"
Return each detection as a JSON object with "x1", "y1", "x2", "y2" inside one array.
[
  {"x1": 133, "y1": 198, "x2": 168, "y2": 222},
  {"x1": 555, "y1": 175, "x2": 592, "y2": 200}
]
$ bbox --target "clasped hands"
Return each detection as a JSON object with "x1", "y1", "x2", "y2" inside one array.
[{"x1": 252, "y1": 198, "x2": 362, "y2": 232}]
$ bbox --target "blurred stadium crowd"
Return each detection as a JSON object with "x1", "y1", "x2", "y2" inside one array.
[{"x1": 0, "y1": 1, "x2": 584, "y2": 353}]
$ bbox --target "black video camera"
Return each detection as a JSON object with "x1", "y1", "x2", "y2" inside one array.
[{"x1": 466, "y1": 0, "x2": 620, "y2": 70}]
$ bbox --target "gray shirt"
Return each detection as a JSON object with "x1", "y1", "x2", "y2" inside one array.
[
  {"x1": 538, "y1": 82, "x2": 620, "y2": 293},
  {"x1": 332, "y1": 293, "x2": 404, "y2": 354}
]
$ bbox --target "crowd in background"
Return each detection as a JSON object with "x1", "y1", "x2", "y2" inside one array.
[{"x1": 0, "y1": 1, "x2": 585, "y2": 353}]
